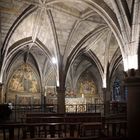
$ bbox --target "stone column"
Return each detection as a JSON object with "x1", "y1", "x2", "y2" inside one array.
[
  {"x1": 103, "y1": 88, "x2": 110, "y2": 115},
  {"x1": 0, "y1": 83, "x2": 4, "y2": 103},
  {"x1": 0, "y1": 14, "x2": 3, "y2": 103},
  {"x1": 124, "y1": 69, "x2": 140, "y2": 139},
  {"x1": 56, "y1": 86, "x2": 65, "y2": 114}
]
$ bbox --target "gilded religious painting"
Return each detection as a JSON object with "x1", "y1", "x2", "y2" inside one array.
[
  {"x1": 16, "y1": 95, "x2": 33, "y2": 105},
  {"x1": 7, "y1": 63, "x2": 41, "y2": 104},
  {"x1": 78, "y1": 71, "x2": 97, "y2": 96},
  {"x1": 8, "y1": 63, "x2": 40, "y2": 93},
  {"x1": 79, "y1": 80, "x2": 96, "y2": 95},
  {"x1": 65, "y1": 90, "x2": 76, "y2": 98},
  {"x1": 45, "y1": 86, "x2": 57, "y2": 104},
  {"x1": 46, "y1": 86, "x2": 57, "y2": 98},
  {"x1": 77, "y1": 70, "x2": 103, "y2": 104},
  {"x1": 15, "y1": 95, "x2": 41, "y2": 105}
]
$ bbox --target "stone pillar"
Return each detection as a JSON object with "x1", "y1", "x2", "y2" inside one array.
[
  {"x1": 56, "y1": 86, "x2": 65, "y2": 114},
  {"x1": 0, "y1": 83, "x2": 4, "y2": 103},
  {"x1": 124, "y1": 69, "x2": 140, "y2": 139},
  {"x1": 103, "y1": 88, "x2": 110, "y2": 115},
  {"x1": 0, "y1": 14, "x2": 3, "y2": 103}
]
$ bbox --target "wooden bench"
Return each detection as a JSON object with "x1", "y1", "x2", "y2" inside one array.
[
  {"x1": 105, "y1": 120, "x2": 127, "y2": 137},
  {"x1": 64, "y1": 113, "x2": 102, "y2": 137},
  {"x1": 22, "y1": 112, "x2": 102, "y2": 138},
  {"x1": 26, "y1": 113, "x2": 64, "y2": 118},
  {"x1": 22, "y1": 116, "x2": 65, "y2": 123},
  {"x1": 27, "y1": 136, "x2": 99, "y2": 140},
  {"x1": 0, "y1": 122, "x2": 81, "y2": 140},
  {"x1": 81, "y1": 122, "x2": 102, "y2": 137}
]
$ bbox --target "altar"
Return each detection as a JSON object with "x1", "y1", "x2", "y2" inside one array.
[{"x1": 65, "y1": 97, "x2": 86, "y2": 112}]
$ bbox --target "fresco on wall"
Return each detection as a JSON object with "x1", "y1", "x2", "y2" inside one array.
[
  {"x1": 8, "y1": 63, "x2": 40, "y2": 93},
  {"x1": 15, "y1": 95, "x2": 41, "y2": 105},
  {"x1": 77, "y1": 70, "x2": 103, "y2": 104},
  {"x1": 65, "y1": 90, "x2": 76, "y2": 98},
  {"x1": 79, "y1": 80, "x2": 96, "y2": 95},
  {"x1": 7, "y1": 64, "x2": 41, "y2": 104},
  {"x1": 45, "y1": 86, "x2": 57, "y2": 104},
  {"x1": 46, "y1": 87, "x2": 57, "y2": 97},
  {"x1": 78, "y1": 71, "x2": 97, "y2": 96},
  {"x1": 16, "y1": 96, "x2": 32, "y2": 104}
]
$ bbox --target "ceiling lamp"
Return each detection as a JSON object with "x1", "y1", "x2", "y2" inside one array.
[{"x1": 52, "y1": 57, "x2": 57, "y2": 64}]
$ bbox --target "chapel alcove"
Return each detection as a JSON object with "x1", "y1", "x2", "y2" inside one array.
[
  {"x1": 7, "y1": 63, "x2": 41, "y2": 105},
  {"x1": 65, "y1": 70, "x2": 103, "y2": 113}
]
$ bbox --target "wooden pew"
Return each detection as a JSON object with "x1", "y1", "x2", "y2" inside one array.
[
  {"x1": 0, "y1": 122, "x2": 81, "y2": 140},
  {"x1": 26, "y1": 113, "x2": 64, "y2": 118},
  {"x1": 65, "y1": 112, "x2": 101, "y2": 116},
  {"x1": 105, "y1": 120, "x2": 127, "y2": 137},
  {"x1": 65, "y1": 113, "x2": 102, "y2": 137},
  {"x1": 102, "y1": 113, "x2": 127, "y2": 137},
  {"x1": 22, "y1": 112, "x2": 102, "y2": 138},
  {"x1": 24, "y1": 116, "x2": 65, "y2": 123},
  {"x1": 26, "y1": 136, "x2": 99, "y2": 140}
]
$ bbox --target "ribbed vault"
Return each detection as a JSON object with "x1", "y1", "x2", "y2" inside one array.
[{"x1": 0, "y1": 0, "x2": 139, "y2": 102}]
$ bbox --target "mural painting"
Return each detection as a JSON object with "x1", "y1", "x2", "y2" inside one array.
[
  {"x1": 77, "y1": 71, "x2": 103, "y2": 104},
  {"x1": 45, "y1": 86, "x2": 57, "y2": 104},
  {"x1": 79, "y1": 80, "x2": 96, "y2": 95},
  {"x1": 8, "y1": 63, "x2": 40, "y2": 104}
]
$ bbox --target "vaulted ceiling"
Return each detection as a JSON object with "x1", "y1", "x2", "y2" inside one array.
[{"x1": 0, "y1": 0, "x2": 132, "y2": 88}]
